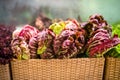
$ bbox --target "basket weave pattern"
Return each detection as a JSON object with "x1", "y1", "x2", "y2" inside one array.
[
  {"x1": 104, "y1": 58, "x2": 120, "y2": 80},
  {"x1": 11, "y1": 58, "x2": 104, "y2": 80},
  {"x1": 0, "y1": 64, "x2": 11, "y2": 80}
]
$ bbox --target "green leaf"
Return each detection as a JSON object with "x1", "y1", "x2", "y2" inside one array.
[
  {"x1": 111, "y1": 24, "x2": 120, "y2": 58},
  {"x1": 22, "y1": 53, "x2": 29, "y2": 60},
  {"x1": 49, "y1": 22, "x2": 65, "y2": 36},
  {"x1": 112, "y1": 24, "x2": 120, "y2": 37},
  {"x1": 115, "y1": 44, "x2": 120, "y2": 53},
  {"x1": 37, "y1": 45, "x2": 47, "y2": 54}
]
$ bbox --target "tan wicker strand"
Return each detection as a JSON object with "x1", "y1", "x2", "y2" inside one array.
[
  {"x1": 11, "y1": 58, "x2": 105, "y2": 80},
  {"x1": 104, "y1": 58, "x2": 120, "y2": 80},
  {"x1": 0, "y1": 64, "x2": 11, "y2": 80}
]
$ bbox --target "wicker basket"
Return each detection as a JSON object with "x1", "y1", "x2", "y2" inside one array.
[
  {"x1": 11, "y1": 58, "x2": 105, "y2": 80},
  {"x1": 104, "y1": 58, "x2": 120, "y2": 80},
  {"x1": 0, "y1": 64, "x2": 11, "y2": 80}
]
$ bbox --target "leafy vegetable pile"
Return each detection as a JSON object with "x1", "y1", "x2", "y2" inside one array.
[
  {"x1": 11, "y1": 25, "x2": 39, "y2": 60},
  {"x1": 29, "y1": 29, "x2": 55, "y2": 59},
  {"x1": 52, "y1": 19, "x2": 85, "y2": 58},
  {"x1": 2, "y1": 14, "x2": 119, "y2": 63},
  {"x1": 30, "y1": 13, "x2": 52, "y2": 30},
  {"x1": 83, "y1": 14, "x2": 120, "y2": 57},
  {"x1": 0, "y1": 24, "x2": 15, "y2": 64},
  {"x1": 105, "y1": 24, "x2": 120, "y2": 57}
]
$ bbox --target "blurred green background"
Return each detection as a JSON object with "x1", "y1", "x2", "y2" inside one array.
[{"x1": 0, "y1": 0, "x2": 120, "y2": 26}]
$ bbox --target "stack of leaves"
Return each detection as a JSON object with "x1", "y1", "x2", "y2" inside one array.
[
  {"x1": 105, "y1": 24, "x2": 120, "y2": 57},
  {"x1": 0, "y1": 24, "x2": 15, "y2": 64},
  {"x1": 30, "y1": 13, "x2": 52, "y2": 30},
  {"x1": 83, "y1": 14, "x2": 120, "y2": 57},
  {"x1": 49, "y1": 19, "x2": 85, "y2": 58},
  {"x1": 11, "y1": 25, "x2": 39, "y2": 59},
  {"x1": 29, "y1": 29, "x2": 55, "y2": 59}
]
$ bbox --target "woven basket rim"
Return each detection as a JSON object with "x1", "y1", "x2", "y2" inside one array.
[
  {"x1": 106, "y1": 57, "x2": 120, "y2": 59},
  {"x1": 11, "y1": 58, "x2": 105, "y2": 63},
  {"x1": 12, "y1": 58, "x2": 105, "y2": 61}
]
